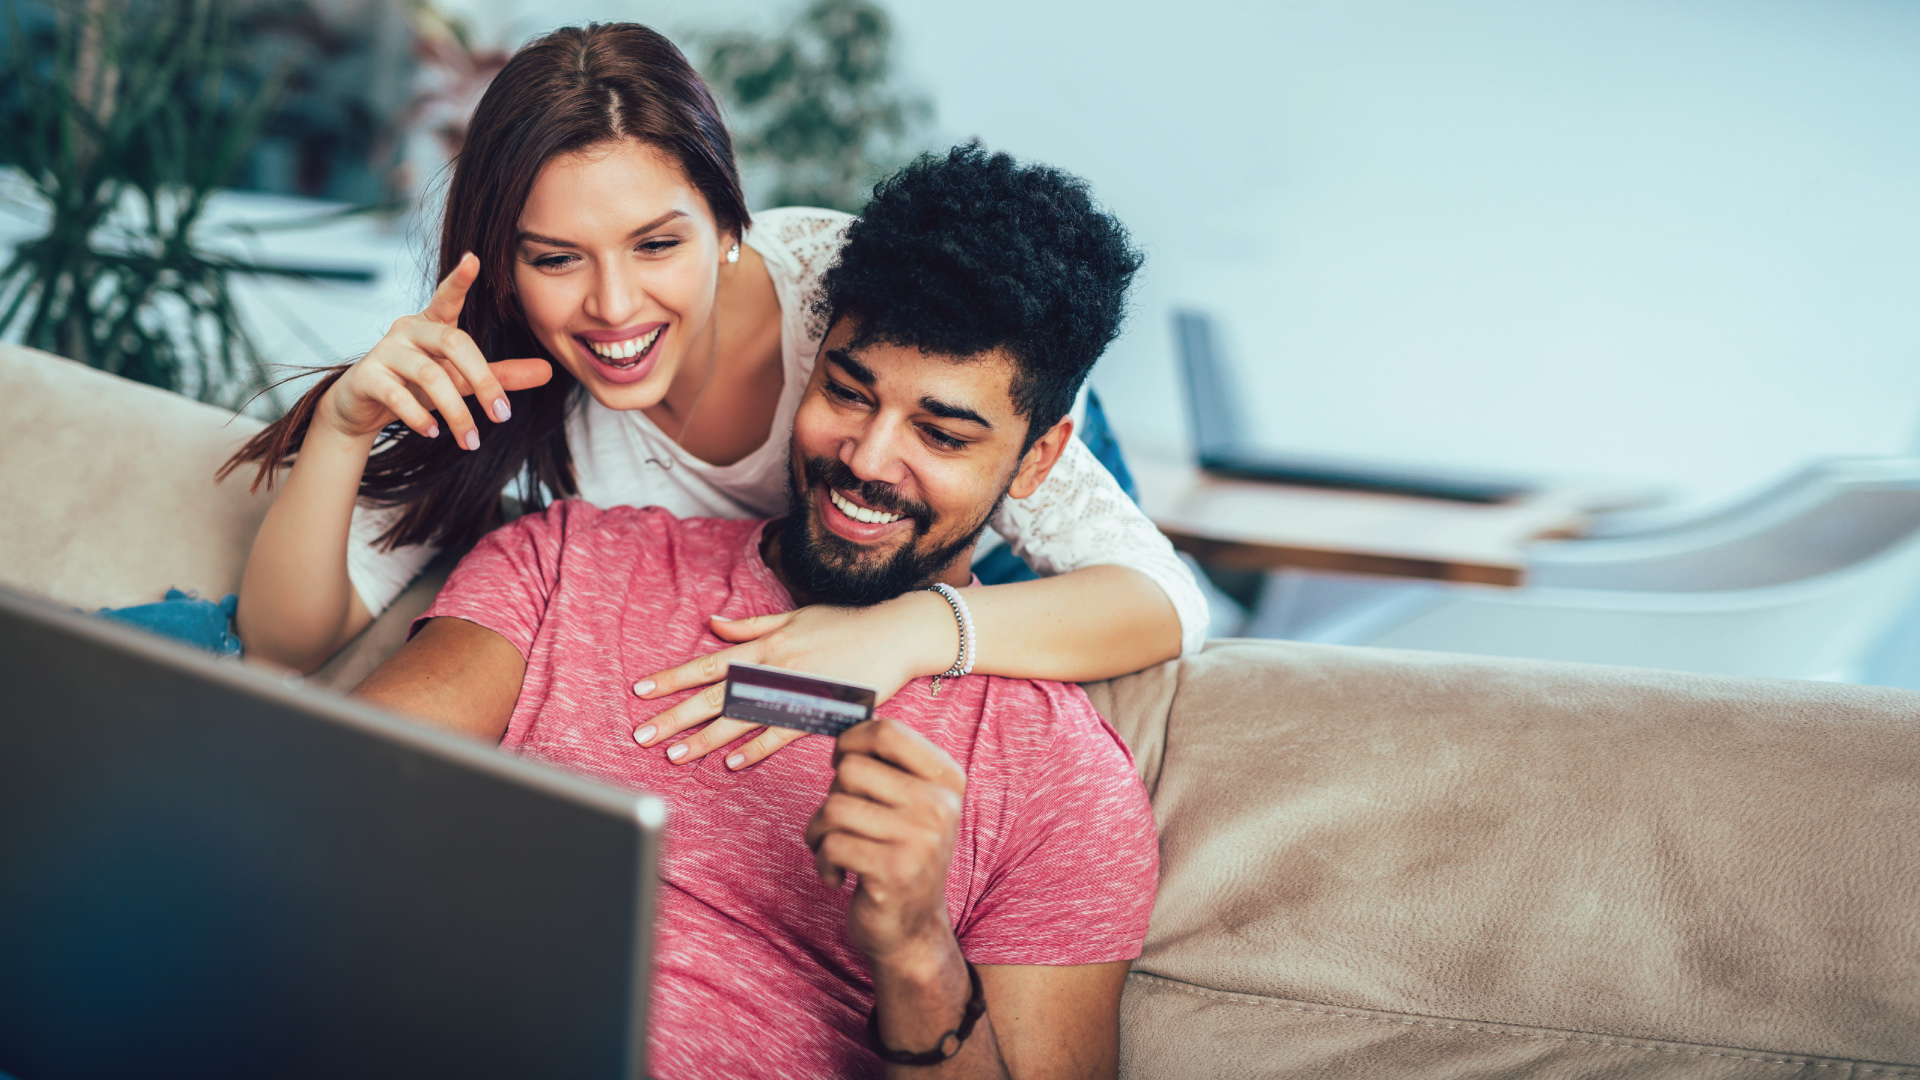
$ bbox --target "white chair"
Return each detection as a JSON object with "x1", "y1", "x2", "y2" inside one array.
[
  {"x1": 1526, "y1": 458, "x2": 1920, "y2": 591},
  {"x1": 1251, "y1": 458, "x2": 1920, "y2": 682}
]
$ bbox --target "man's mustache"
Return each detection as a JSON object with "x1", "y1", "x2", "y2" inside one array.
[{"x1": 803, "y1": 455, "x2": 934, "y2": 532}]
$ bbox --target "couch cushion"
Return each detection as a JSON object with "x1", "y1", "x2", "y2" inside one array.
[
  {"x1": 1119, "y1": 640, "x2": 1920, "y2": 1077},
  {"x1": 0, "y1": 344, "x2": 271, "y2": 610}
]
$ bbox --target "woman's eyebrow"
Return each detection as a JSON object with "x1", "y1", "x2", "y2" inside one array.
[
  {"x1": 516, "y1": 210, "x2": 692, "y2": 248},
  {"x1": 624, "y1": 210, "x2": 691, "y2": 238}
]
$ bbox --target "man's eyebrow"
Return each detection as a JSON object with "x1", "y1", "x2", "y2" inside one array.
[
  {"x1": 516, "y1": 210, "x2": 691, "y2": 248},
  {"x1": 825, "y1": 349, "x2": 876, "y2": 386},
  {"x1": 826, "y1": 349, "x2": 992, "y2": 427},
  {"x1": 919, "y1": 396, "x2": 993, "y2": 429}
]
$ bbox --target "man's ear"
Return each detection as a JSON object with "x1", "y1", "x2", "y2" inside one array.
[{"x1": 1007, "y1": 416, "x2": 1075, "y2": 500}]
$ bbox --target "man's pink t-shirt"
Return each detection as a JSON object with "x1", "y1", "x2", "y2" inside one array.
[{"x1": 417, "y1": 502, "x2": 1159, "y2": 1079}]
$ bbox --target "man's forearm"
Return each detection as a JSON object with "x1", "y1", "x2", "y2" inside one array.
[{"x1": 871, "y1": 937, "x2": 1008, "y2": 1080}]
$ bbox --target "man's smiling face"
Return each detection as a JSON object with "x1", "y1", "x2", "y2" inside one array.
[{"x1": 777, "y1": 318, "x2": 1071, "y2": 606}]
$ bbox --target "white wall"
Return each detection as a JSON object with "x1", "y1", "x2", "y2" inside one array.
[{"x1": 874, "y1": 0, "x2": 1920, "y2": 510}]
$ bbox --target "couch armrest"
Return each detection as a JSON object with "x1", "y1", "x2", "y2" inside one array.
[
  {"x1": 1123, "y1": 640, "x2": 1920, "y2": 1077},
  {"x1": 0, "y1": 344, "x2": 270, "y2": 610}
]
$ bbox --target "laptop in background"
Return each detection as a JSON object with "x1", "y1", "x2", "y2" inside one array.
[
  {"x1": 0, "y1": 586, "x2": 662, "y2": 1080},
  {"x1": 1173, "y1": 310, "x2": 1536, "y2": 504}
]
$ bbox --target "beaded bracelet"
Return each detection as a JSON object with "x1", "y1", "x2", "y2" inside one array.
[{"x1": 926, "y1": 583, "x2": 975, "y2": 696}]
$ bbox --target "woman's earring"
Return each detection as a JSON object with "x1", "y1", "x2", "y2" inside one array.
[{"x1": 726, "y1": 241, "x2": 740, "y2": 264}]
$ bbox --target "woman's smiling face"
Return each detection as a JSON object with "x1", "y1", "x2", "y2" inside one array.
[{"x1": 513, "y1": 138, "x2": 730, "y2": 410}]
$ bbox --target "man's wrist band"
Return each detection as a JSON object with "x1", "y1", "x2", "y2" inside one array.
[
  {"x1": 925, "y1": 583, "x2": 974, "y2": 696},
  {"x1": 866, "y1": 959, "x2": 986, "y2": 1066}
]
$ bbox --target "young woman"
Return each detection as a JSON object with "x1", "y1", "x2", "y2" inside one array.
[{"x1": 225, "y1": 22, "x2": 1206, "y2": 771}]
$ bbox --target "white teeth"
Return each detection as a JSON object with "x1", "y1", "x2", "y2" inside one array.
[
  {"x1": 587, "y1": 327, "x2": 661, "y2": 364},
  {"x1": 830, "y1": 488, "x2": 903, "y2": 525}
]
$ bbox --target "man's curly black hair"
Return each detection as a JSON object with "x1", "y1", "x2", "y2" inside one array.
[{"x1": 816, "y1": 144, "x2": 1145, "y2": 452}]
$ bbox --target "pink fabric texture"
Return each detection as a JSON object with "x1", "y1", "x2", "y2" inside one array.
[{"x1": 417, "y1": 502, "x2": 1160, "y2": 1079}]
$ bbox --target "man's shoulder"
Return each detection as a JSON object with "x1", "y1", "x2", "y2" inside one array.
[
  {"x1": 472, "y1": 503, "x2": 774, "y2": 603},
  {"x1": 938, "y1": 673, "x2": 1158, "y2": 967},
  {"x1": 968, "y1": 675, "x2": 1141, "y2": 786},
  {"x1": 515, "y1": 501, "x2": 764, "y2": 549}
]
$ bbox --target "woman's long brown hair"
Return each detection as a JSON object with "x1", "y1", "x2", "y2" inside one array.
[{"x1": 220, "y1": 23, "x2": 750, "y2": 554}]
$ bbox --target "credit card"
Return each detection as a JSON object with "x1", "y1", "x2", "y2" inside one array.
[{"x1": 722, "y1": 661, "x2": 877, "y2": 737}]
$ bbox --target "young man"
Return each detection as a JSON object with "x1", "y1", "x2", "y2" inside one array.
[{"x1": 356, "y1": 146, "x2": 1160, "y2": 1079}]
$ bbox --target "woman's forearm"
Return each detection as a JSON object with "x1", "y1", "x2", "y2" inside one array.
[
  {"x1": 628, "y1": 564, "x2": 1185, "y2": 768},
  {"x1": 234, "y1": 422, "x2": 379, "y2": 672},
  {"x1": 960, "y1": 565, "x2": 1181, "y2": 684}
]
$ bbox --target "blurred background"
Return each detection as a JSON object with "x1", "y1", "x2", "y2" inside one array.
[{"x1": 7, "y1": 0, "x2": 1920, "y2": 682}]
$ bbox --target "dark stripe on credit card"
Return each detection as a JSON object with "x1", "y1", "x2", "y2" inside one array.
[{"x1": 723, "y1": 661, "x2": 877, "y2": 737}]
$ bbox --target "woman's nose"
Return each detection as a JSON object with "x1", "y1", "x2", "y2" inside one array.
[{"x1": 584, "y1": 264, "x2": 640, "y2": 325}]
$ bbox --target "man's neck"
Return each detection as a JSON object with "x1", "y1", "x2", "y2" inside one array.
[{"x1": 759, "y1": 519, "x2": 973, "y2": 608}]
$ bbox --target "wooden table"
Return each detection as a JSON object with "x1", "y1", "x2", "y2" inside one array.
[{"x1": 1132, "y1": 456, "x2": 1649, "y2": 587}]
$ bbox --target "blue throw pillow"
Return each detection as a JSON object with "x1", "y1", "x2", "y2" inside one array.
[{"x1": 94, "y1": 589, "x2": 243, "y2": 658}]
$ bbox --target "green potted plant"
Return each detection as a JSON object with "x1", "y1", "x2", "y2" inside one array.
[
  {"x1": 699, "y1": 0, "x2": 932, "y2": 213},
  {"x1": 0, "y1": 0, "x2": 315, "y2": 408}
]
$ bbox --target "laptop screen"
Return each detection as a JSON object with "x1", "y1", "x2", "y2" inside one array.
[{"x1": 0, "y1": 587, "x2": 661, "y2": 1080}]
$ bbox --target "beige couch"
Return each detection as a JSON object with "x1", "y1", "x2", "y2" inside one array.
[{"x1": 4, "y1": 342, "x2": 1916, "y2": 1077}]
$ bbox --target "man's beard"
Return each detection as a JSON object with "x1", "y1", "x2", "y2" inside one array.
[{"x1": 779, "y1": 454, "x2": 1005, "y2": 607}]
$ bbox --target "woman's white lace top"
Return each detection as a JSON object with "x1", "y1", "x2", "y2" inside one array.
[{"x1": 347, "y1": 207, "x2": 1208, "y2": 655}]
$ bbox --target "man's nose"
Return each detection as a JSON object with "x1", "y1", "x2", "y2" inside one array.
[{"x1": 841, "y1": 414, "x2": 912, "y2": 489}]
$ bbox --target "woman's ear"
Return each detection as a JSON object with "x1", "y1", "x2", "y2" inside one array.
[{"x1": 1006, "y1": 417, "x2": 1076, "y2": 500}]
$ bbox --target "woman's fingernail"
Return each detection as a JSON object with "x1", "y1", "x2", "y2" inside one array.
[
  {"x1": 710, "y1": 615, "x2": 733, "y2": 623},
  {"x1": 726, "y1": 753, "x2": 745, "y2": 769},
  {"x1": 463, "y1": 430, "x2": 481, "y2": 451},
  {"x1": 633, "y1": 679, "x2": 655, "y2": 696},
  {"x1": 493, "y1": 398, "x2": 511, "y2": 422},
  {"x1": 667, "y1": 744, "x2": 689, "y2": 762},
  {"x1": 634, "y1": 724, "x2": 656, "y2": 745},
  {"x1": 426, "y1": 423, "x2": 439, "y2": 439}
]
